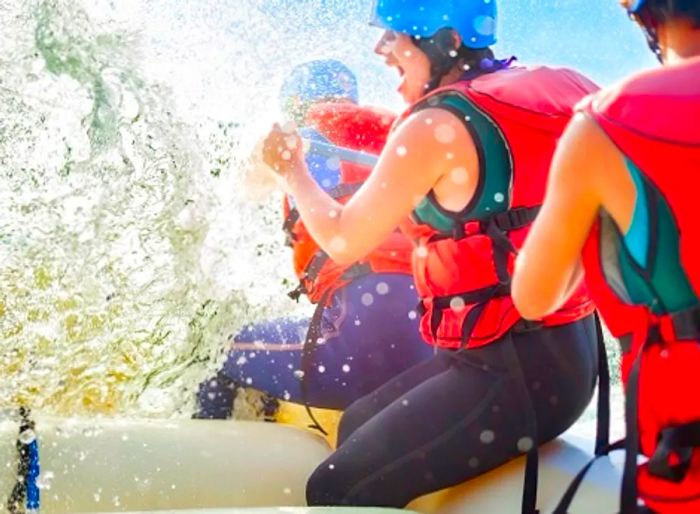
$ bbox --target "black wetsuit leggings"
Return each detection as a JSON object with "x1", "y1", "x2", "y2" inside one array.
[{"x1": 306, "y1": 315, "x2": 599, "y2": 507}]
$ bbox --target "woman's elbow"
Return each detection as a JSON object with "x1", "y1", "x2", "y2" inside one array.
[
  {"x1": 323, "y1": 240, "x2": 368, "y2": 266},
  {"x1": 512, "y1": 278, "x2": 554, "y2": 321}
]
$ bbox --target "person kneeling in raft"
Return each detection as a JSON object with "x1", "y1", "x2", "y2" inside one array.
[{"x1": 194, "y1": 59, "x2": 432, "y2": 423}]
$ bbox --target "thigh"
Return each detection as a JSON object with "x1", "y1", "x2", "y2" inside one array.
[
  {"x1": 336, "y1": 350, "x2": 452, "y2": 444},
  {"x1": 310, "y1": 345, "x2": 536, "y2": 507},
  {"x1": 310, "y1": 274, "x2": 433, "y2": 406}
]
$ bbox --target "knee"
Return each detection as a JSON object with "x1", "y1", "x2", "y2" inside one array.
[
  {"x1": 306, "y1": 463, "x2": 349, "y2": 506},
  {"x1": 336, "y1": 400, "x2": 371, "y2": 445}
]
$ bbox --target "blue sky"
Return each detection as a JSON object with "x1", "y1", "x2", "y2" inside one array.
[{"x1": 255, "y1": 0, "x2": 657, "y2": 99}]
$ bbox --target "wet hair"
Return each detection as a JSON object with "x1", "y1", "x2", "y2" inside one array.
[
  {"x1": 411, "y1": 28, "x2": 496, "y2": 93},
  {"x1": 645, "y1": 0, "x2": 700, "y2": 25}
]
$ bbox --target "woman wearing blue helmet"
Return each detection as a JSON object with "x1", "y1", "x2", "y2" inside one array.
[{"x1": 261, "y1": 0, "x2": 600, "y2": 508}]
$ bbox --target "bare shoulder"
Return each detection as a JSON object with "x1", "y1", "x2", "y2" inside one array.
[
  {"x1": 389, "y1": 106, "x2": 477, "y2": 162},
  {"x1": 552, "y1": 112, "x2": 626, "y2": 192}
]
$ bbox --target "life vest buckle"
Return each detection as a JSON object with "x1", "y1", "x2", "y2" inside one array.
[
  {"x1": 287, "y1": 282, "x2": 308, "y2": 302},
  {"x1": 668, "y1": 306, "x2": 700, "y2": 341},
  {"x1": 492, "y1": 205, "x2": 542, "y2": 232},
  {"x1": 340, "y1": 262, "x2": 372, "y2": 281},
  {"x1": 648, "y1": 421, "x2": 700, "y2": 483}
]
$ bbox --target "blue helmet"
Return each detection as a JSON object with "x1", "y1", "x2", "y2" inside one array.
[
  {"x1": 279, "y1": 59, "x2": 358, "y2": 108},
  {"x1": 369, "y1": 0, "x2": 497, "y2": 49}
]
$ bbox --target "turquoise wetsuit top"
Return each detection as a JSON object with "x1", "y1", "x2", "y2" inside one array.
[{"x1": 601, "y1": 159, "x2": 697, "y2": 315}]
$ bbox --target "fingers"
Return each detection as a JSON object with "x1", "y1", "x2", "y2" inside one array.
[{"x1": 261, "y1": 122, "x2": 303, "y2": 176}]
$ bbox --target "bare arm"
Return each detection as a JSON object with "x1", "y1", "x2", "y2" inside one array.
[
  {"x1": 263, "y1": 108, "x2": 479, "y2": 264},
  {"x1": 512, "y1": 114, "x2": 610, "y2": 319}
]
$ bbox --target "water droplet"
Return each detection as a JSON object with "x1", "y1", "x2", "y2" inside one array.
[
  {"x1": 283, "y1": 487, "x2": 292, "y2": 495},
  {"x1": 450, "y1": 167, "x2": 469, "y2": 185},
  {"x1": 326, "y1": 157, "x2": 341, "y2": 170},
  {"x1": 448, "y1": 49, "x2": 458, "y2": 58},
  {"x1": 450, "y1": 296, "x2": 466, "y2": 312},
  {"x1": 329, "y1": 236, "x2": 347, "y2": 253},
  {"x1": 328, "y1": 464, "x2": 335, "y2": 470},
  {"x1": 376, "y1": 282, "x2": 390, "y2": 295},
  {"x1": 293, "y1": 369, "x2": 305, "y2": 379},
  {"x1": 37, "y1": 471, "x2": 55, "y2": 490},
  {"x1": 480, "y1": 430, "x2": 495, "y2": 444},
  {"x1": 416, "y1": 246, "x2": 428, "y2": 258},
  {"x1": 354, "y1": 319, "x2": 361, "y2": 326},
  {"x1": 474, "y1": 15, "x2": 496, "y2": 36},
  {"x1": 468, "y1": 457, "x2": 479, "y2": 468},
  {"x1": 494, "y1": 192, "x2": 505, "y2": 203},
  {"x1": 245, "y1": 377, "x2": 253, "y2": 385},
  {"x1": 408, "y1": 310, "x2": 418, "y2": 320},
  {"x1": 236, "y1": 356, "x2": 247, "y2": 365},
  {"x1": 361, "y1": 293, "x2": 374, "y2": 306},
  {"x1": 517, "y1": 437, "x2": 534, "y2": 453},
  {"x1": 328, "y1": 209, "x2": 338, "y2": 219},
  {"x1": 402, "y1": 399, "x2": 409, "y2": 406},
  {"x1": 317, "y1": 365, "x2": 326, "y2": 373},
  {"x1": 18, "y1": 429, "x2": 36, "y2": 445},
  {"x1": 396, "y1": 146, "x2": 408, "y2": 157},
  {"x1": 281, "y1": 150, "x2": 291, "y2": 160},
  {"x1": 121, "y1": 434, "x2": 129, "y2": 441},
  {"x1": 424, "y1": 118, "x2": 433, "y2": 125},
  {"x1": 342, "y1": 364, "x2": 351, "y2": 373},
  {"x1": 434, "y1": 124, "x2": 456, "y2": 144}
]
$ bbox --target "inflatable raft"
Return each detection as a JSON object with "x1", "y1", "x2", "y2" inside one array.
[{"x1": 0, "y1": 407, "x2": 623, "y2": 514}]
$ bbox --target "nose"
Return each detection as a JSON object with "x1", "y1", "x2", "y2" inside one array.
[{"x1": 374, "y1": 29, "x2": 396, "y2": 56}]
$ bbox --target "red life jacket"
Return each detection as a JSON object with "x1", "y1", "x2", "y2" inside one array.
[
  {"x1": 397, "y1": 67, "x2": 598, "y2": 349},
  {"x1": 580, "y1": 57, "x2": 700, "y2": 514},
  {"x1": 283, "y1": 103, "x2": 413, "y2": 304}
]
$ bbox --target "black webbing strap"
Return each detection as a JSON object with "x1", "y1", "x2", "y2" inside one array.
[
  {"x1": 552, "y1": 313, "x2": 617, "y2": 514},
  {"x1": 299, "y1": 293, "x2": 331, "y2": 436},
  {"x1": 620, "y1": 329, "x2": 649, "y2": 514},
  {"x1": 595, "y1": 314, "x2": 612, "y2": 456},
  {"x1": 491, "y1": 205, "x2": 542, "y2": 232},
  {"x1": 288, "y1": 251, "x2": 330, "y2": 301},
  {"x1": 297, "y1": 262, "x2": 374, "y2": 437},
  {"x1": 498, "y1": 332, "x2": 540, "y2": 514},
  {"x1": 428, "y1": 284, "x2": 511, "y2": 341}
]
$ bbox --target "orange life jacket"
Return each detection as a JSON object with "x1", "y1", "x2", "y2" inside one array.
[{"x1": 283, "y1": 103, "x2": 413, "y2": 304}]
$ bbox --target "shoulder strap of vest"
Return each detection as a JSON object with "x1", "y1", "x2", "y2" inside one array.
[{"x1": 410, "y1": 89, "x2": 513, "y2": 233}]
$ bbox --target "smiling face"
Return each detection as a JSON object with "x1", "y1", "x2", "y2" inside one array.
[{"x1": 374, "y1": 30, "x2": 433, "y2": 104}]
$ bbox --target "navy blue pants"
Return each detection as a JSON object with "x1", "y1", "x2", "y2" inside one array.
[
  {"x1": 306, "y1": 315, "x2": 599, "y2": 507},
  {"x1": 194, "y1": 273, "x2": 433, "y2": 417}
]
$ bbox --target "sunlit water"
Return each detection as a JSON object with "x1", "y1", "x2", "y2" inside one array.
[{"x1": 0, "y1": 0, "x2": 624, "y2": 440}]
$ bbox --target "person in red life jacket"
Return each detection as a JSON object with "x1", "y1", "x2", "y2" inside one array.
[
  {"x1": 512, "y1": 1, "x2": 700, "y2": 513},
  {"x1": 260, "y1": 1, "x2": 600, "y2": 507},
  {"x1": 193, "y1": 60, "x2": 432, "y2": 421}
]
